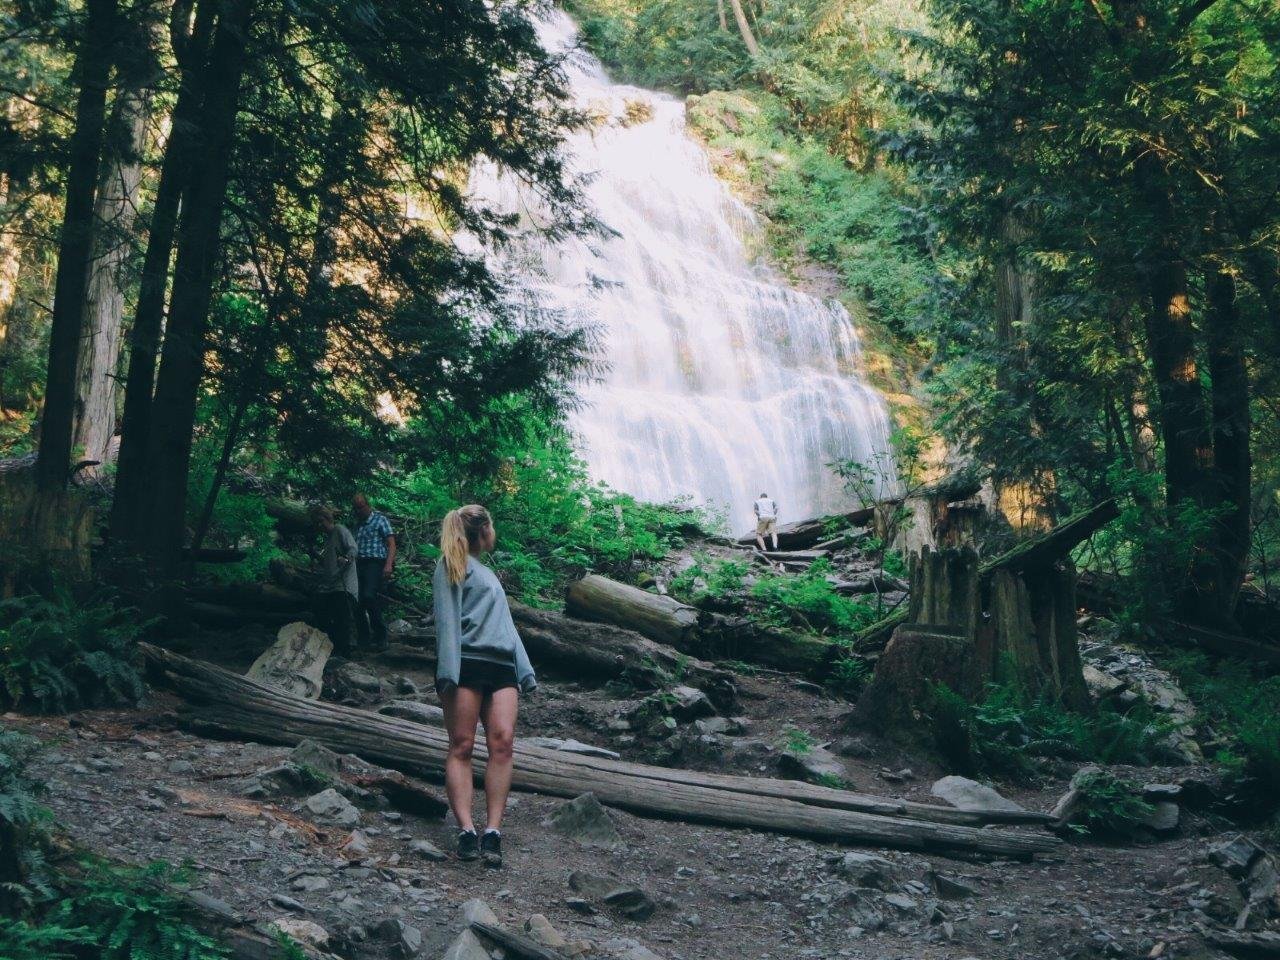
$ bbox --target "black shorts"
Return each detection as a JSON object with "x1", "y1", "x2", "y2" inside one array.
[{"x1": 457, "y1": 658, "x2": 518, "y2": 694}]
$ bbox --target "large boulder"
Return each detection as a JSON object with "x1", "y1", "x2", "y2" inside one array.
[
  {"x1": 545, "y1": 792, "x2": 622, "y2": 848},
  {"x1": 247, "y1": 622, "x2": 332, "y2": 699},
  {"x1": 930, "y1": 775, "x2": 1025, "y2": 814}
]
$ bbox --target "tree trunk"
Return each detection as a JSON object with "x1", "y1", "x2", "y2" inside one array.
[
  {"x1": 111, "y1": 0, "x2": 217, "y2": 543},
  {"x1": 71, "y1": 82, "x2": 150, "y2": 472},
  {"x1": 726, "y1": 0, "x2": 760, "y2": 55},
  {"x1": 34, "y1": 0, "x2": 119, "y2": 491},
  {"x1": 141, "y1": 0, "x2": 254, "y2": 574},
  {"x1": 140, "y1": 643, "x2": 1060, "y2": 856},
  {"x1": 717, "y1": 0, "x2": 729, "y2": 30},
  {"x1": 1205, "y1": 269, "x2": 1251, "y2": 623}
]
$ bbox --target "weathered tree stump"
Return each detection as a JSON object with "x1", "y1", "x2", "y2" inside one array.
[{"x1": 853, "y1": 625, "x2": 984, "y2": 731}]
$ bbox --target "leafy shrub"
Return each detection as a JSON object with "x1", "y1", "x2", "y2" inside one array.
[
  {"x1": 1163, "y1": 652, "x2": 1280, "y2": 796},
  {"x1": 750, "y1": 559, "x2": 879, "y2": 634},
  {"x1": 780, "y1": 725, "x2": 816, "y2": 754},
  {"x1": 670, "y1": 554, "x2": 749, "y2": 604},
  {"x1": 930, "y1": 681, "x2": 1175, "y2": 779},
  {"x1": 377, "y1": 435, "x2": 706, "y2": 605},
  {"x1": 0, "y1": 730, "x2": 51, "y2": 909},
  {"x1": 1070, "y1": 769, "x2": 1155, "y2": 837},
  {"x1": 0, "y1": 589, "x2": 145, "y2": 713},
  {"x1": 828, "y1": 655, "x2": 872, "y2": 698}
]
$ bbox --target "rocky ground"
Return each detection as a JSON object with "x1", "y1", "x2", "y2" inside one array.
[{"x1": 8, "y1": 612, "x2": 1279, "y2": 960}]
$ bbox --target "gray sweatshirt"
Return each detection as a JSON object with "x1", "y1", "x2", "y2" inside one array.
[
  {"x1": 320, "y1": 524, "x2": 358, "y2": 596},
  {"x1": 433, "y1": 556, "x2": 536, "y2": 693}
]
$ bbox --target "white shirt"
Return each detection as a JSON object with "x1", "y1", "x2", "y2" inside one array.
[{"x1": 754, "y1": 497, "x2": 778, "y2": 519}]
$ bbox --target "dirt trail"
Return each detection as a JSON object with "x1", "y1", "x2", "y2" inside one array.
[{"x1": 9, "y1": 636, "x2": 1267, "y2": 960}]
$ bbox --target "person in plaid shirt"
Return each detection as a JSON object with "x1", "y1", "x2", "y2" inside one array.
[{"x1": 352, "y1": 493, "x2": 396, "y2": 650}]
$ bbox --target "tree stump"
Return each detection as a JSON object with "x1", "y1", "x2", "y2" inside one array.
[
  {"x1": 853, "y1": 625, "x2": 984, "y2": 731},
  {"x1": 0, "y1": 462, "x2": 95, "y2": 592}
]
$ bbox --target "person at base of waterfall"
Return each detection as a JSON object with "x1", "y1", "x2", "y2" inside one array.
[
  {"x1": 311, "y1": 505, "x2": 358, "y2": 657},
  {"x1": 434, "y1": 504, "x2": 537, "y2": 869},
  {"x1": 754, "y1": 491, "x2": 780, "y2": 552},
  {"x1": 352, "y1": 493, "x2": 396, "y2": 651}
]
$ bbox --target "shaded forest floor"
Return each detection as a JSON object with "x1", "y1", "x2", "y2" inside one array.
[{"x1": 7, "y1": 622, "x2": 1272, "y2": 960}]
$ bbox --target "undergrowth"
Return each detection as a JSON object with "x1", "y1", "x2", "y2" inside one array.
[
  {"x1": 930, "y1": 681, "x2": 1177, "y2": 780},
  {"x1": 0, "y1": 589, "x2": 145, "y2": 714},
  {"x1": 750, "y1": 559, "x2": 881, "y2": 634},
  {"x1": 1069, "y1": 769, "x2": 1156, "y2": 837},
  {"x1": 1162, "y1": 651, "x2": 1280, "y2": 796}
]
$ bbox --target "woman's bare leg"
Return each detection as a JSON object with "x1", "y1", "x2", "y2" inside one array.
[
  {"x1": 442, "y1": 686, "x2": 484, "y2": 832},
  {"x1": 479, "y1": 687, "x2": 519, "y2": 831}
]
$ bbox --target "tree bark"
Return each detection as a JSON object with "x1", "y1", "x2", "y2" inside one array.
[
  {"x1": 565, "y1": 574, "x2": 700, "y2": 647},
  {"x1": 1205, "y1": 268, "x2": 1251, "y2": 623},
  {"x1": 717, "y1": 0, "x2": 729, "y2": 31},
  {"x1": 71, "y1": 78, "x2": 151, "y2": 472},
  {"x1": 111, "y1": 0, "x2": 217, "y2": 542},
  {"x1": 140, "y1": 643, "x2": 1060, "y2": 856},
  {"x1": 141, "y1": 0, "x2": 254, "y2": 574},
  {"x1": 726, "y1": 0, "x2": 760, "y2": 55},
  {"x1": 34, "y1": 0, "x2": 119, "y2": 491}
]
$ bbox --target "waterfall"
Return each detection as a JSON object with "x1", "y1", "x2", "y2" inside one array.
[{"x1": 469, "y1": 10, "x2": 895, "y2": 530}]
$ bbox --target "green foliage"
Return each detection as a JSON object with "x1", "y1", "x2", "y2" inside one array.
[
  {"x1": 47, "y1": 862, "x2": 230, "y2": 960},
  {"x1": 1069, "y1": 770, "x2": 1155, "y2": 838},
  {"x1": 828, "y1": 655, "x2": 872, "y2": 698},
  {"x1": 0, "y1": 589, "x2": 144, "y2": 714},
  {"x1": 930, "y1": 681, "x2": 1175, "y2": 779},
  {"x1": 0, "y1": 862, "x2": 233, "y2": 960},
  {"x1": 780, "y1": 725, "x2": 816, "y2": 754},
  {"x1": 376, "y1": 429, "x2": 706, "y2": 605},
  {"x1": 750, "y1": 559, "x2": 879, "y2": 634},
  {"x1": 669, "y1": 554, "x2": 750, "y2": 604},
  {"x1": 1163, "y1": 652, "x2": 1280, "y2": 796},
  {"x1": 814, "y1": 772, "x2": 849, "y2": 790},
  {"x1": 0, "y1": 730, "x2": 52, "y2": 908}
]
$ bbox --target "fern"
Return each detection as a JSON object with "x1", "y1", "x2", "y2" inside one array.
[{"x1": 0, "y1": 588, "x2": 146, "y2": 714}]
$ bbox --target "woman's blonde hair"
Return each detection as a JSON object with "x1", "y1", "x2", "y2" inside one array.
[{"x1": 440, "y1": 504, "x2": 492, "y2": 584}]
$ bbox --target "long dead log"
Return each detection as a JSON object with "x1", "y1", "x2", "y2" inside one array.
[
  {"x1": 735, "y1": 508, "x2": 875, "y2": 551},
  {"x1": 565, "y1": 574, "x2": 699, "y2": 647},
  {"x1": 508, "y1": 601, "x2": 738, "y2": 711},
  {"x1": 140, "y1": 644, "x2": 1058, "y2": 857},
  {"x1": 984, "y1": 498, "x2": 1118, "y2": 575}
]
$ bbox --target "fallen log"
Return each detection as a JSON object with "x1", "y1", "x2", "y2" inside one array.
[
  {"x1": 509, "y1": 601, "x2": 738, "y2": 711},
  {"x1": 736, "y1": 508, "x2": 875, "y2": 551},
  {"x1": 1204, "y1": 928, "x2": 1280, "y2": 958},
  {"x1": 141, "y1": 644, "x2": 1058, "y2": 858},
  {"x1": 565, "y1": 574, "x2": 699, "y2": 647},
  {"x1": 759, "y1": 549, "x2": 831, "y2": 563}
]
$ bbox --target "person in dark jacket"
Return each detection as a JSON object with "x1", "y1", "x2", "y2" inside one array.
[{"x1": 434, "y1": 504, "x2": 535, "y2": 868}]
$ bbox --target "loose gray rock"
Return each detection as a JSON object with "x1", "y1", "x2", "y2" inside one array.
[
  {"x1": 603, "y1": 886, "x2": 657, "y2": 921},
  {"x1": 930, "y1": 775, "x2": 1025, "y2": 813},
  {"x1": 778, "y1": 746, "x2": 846, "y2": 784},
  {"x1": 292, "y1": 874, "x2": 331, "y2": 893},
  {"x1": 460, "y1": 898, "x2": 499, "y2": 927},
  {"x1": 568, "y1": 871, "x2": 616, "y2": 899},
  {"x1": 442, "y1": 929, "x2": 491, "y2": 960},
  {"x1": 545, "y1": 793, "x2": 622, "y2": 848},
  {"x1": 929, "y1": 871, "x2": 978, "y2": 900},
  {"x1": 377, "y1": 918, "x2": 423, "y2": 958},
  {"x1": 334, "y1": 661, "x2": 384, "y2": 694},
  {"x1": 304, "y1": 788, "x2": 360, "y2": 827},
  {"x1": 1141, "y1": 800, "x2": 1180, "y2": 834},
  {"x1": 268, "y1": 917, "x2": 330, "y2": 951},
  {"x1": 831, "y1": 852, "x2": 897, "y2": 889},
  {"x1": 668, "y1": 685, "x2": 716, "y2": 721},
  {"x1": 408, "y1": 839, "x2": 447, "y2": 861},
  {"x1": 524, "y1": 914, "x2": 568, "y2": 948},
  {"x1": 1209, "y1": 836, "x2": 1265, "y2": 877}
]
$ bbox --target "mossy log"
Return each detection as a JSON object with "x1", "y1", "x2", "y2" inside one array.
[{"x1": 141, "y1": 644, "x2": 1058, "y2": 857}]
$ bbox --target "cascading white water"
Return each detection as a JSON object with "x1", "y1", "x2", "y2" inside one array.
[{"x1": 470, "y1": 10, "x2": 895, "y2": 530}]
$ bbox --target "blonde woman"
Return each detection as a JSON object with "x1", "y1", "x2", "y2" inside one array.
[{"x1": 433, "y1": 504, "x2": 535, "y2": 867}]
